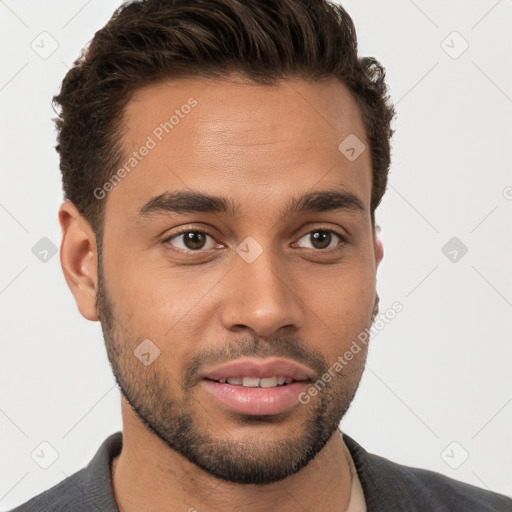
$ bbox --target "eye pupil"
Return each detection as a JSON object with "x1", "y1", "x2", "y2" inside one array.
[
  {"x1": 311, "y1": 231, "x2": 331, "y2": 249},
  {"x1": 184, "y1": 231, "x2": 206, "y2": 250}
]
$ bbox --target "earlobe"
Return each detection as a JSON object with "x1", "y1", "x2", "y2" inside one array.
[{"x1": 58, "y1": 201, "x2": 99, "y2": 322}]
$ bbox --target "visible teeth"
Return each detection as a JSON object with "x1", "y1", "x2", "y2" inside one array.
[
  {"x1": 219, "y1": 376, "x2": 294, "y2": 387},
  {"x1": 242, "y1": 377, "x2": 261, "y2": 387},
  {"x1": 260, "y1": 376, "x2": 278, "y2": 388}
]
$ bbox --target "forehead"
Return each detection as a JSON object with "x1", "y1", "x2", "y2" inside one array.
[{"x1": 108, "y1": 75, "x2": 371, "y2": 221}]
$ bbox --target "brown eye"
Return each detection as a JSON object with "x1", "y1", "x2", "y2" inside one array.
[
  {"x1": 295, "y1": 229, "x2": 346, "y2": 251},
  {"x1": 310, "y1": 231, "x2": 332, "y2": 249},
  {"x1": 183, "y1": 231, "x2": 207, "y2": 250},
  {"x1": 164, "y1": 230, "x2": 217, "y2": 252}
]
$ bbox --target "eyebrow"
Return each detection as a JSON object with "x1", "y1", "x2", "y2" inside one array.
[{"x1": 137, "y1": 187, "x2": 366, "y2": 220}]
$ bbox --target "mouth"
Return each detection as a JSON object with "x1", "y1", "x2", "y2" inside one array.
[
  {"x1": 200, "y1": 357, "x2": 314, "y2": 383},
  {"x1": 200, "y1": 358, "x2": 314, "y2": 416},
  {"x1": 204, "y1": 376, "x2": 309, "y2": 388}
]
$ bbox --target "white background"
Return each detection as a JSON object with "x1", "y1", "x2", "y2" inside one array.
[{"x1": 1, "y1": 0, "x2": 511, "y2": 508}]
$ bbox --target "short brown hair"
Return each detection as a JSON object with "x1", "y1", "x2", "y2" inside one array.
[{"x1": 53, "y1": 0, "x2": 396, "y2": 236}]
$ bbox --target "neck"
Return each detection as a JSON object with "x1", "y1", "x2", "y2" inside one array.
[{"x1": 111, "y1": 398, "x2": 355, "y2": 512}]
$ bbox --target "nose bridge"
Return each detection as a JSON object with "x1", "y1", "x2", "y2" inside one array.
[{"x1": 220, "y1": 237, "x2": 304, "y2": 336}]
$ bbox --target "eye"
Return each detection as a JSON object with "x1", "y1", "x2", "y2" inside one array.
[
  {"x1": 162, "y1": 227, "x2": 347, "y2": 256},
  {"x1": 293, "y1": 229, "x2": 347, "y2": 251},
  {"x1": 163, "y1": 229, "x2": 219, "y2": 252}
]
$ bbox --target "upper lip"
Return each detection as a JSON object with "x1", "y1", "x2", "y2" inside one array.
[{"x1": 200, "y1": 357, "x2": 314, "y2": 381}]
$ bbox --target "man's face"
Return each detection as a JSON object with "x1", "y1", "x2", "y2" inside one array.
[{"x1": 95, "y1": 76, "x2": 382, "y2": 484}]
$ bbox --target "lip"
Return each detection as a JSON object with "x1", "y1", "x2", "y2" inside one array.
[
  {"x1": 202, "y1": 380, "x2": 311, "y2": 415},
  {"x1": 200, "y1": 357, "x2": 315, "y2": 381}
]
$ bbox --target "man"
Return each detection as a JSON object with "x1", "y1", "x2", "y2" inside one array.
[{"x1": 10, "y1": 0, "x2": 512, "y2": 510}]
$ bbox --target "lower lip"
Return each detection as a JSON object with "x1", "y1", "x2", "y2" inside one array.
[{"x1": 202, "y1": 379, "x2": 310, "y2": 416}]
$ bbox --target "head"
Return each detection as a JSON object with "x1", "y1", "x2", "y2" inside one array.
[{"x1": 57, "y1": 0, "x2": 395, "y2": 485}]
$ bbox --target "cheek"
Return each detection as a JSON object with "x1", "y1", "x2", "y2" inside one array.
[
  {"x1": 106, "y1": 260, "x2": 221, "y2": 370},
  {"x1": 298, "y1": 261, "x2": 376, "y2": 359},
  {"x1": 302, "y1": 256, "x2": 376, "y2": 313}
]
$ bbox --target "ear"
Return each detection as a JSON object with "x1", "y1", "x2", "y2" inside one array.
[
  {"x1": 374, "y1": 223, "x2": 384, "y2": 270},
  {"x1": 58, "y1": 201, "x2": 99, "y2": 321}
]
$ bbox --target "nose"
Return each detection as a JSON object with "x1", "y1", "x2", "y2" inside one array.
[{"x1": 220, "y1": 246, "x2": 305, "y2": 338}]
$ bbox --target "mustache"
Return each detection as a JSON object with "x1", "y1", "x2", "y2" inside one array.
[{"x1": 183, "y1": 335, "x2": 327, "y2": 389}]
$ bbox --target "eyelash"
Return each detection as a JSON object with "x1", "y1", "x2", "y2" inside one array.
[{"x1": 162, "y1": 226, "x2": 348, "y2": 257}]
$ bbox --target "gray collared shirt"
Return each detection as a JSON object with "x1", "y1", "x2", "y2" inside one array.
[{"x1": 9, "y1": 431, "x2": 512, "y2": 511}]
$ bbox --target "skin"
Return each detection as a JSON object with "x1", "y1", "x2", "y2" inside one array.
[{"x1": 59, "y1": 75, "x2": 384, "y2": 512}]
